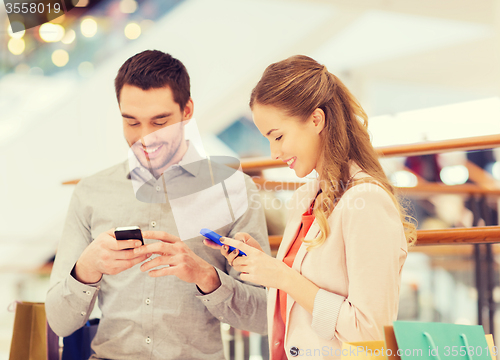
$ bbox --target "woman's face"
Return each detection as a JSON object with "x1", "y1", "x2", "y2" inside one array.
[{"x1": 252, "y1": 104, "x2": 325, "y2": 178}]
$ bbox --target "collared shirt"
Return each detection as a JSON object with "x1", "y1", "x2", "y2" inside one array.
[{"x1": 46, "y1": 143, "x2": 270, "y2": 360}]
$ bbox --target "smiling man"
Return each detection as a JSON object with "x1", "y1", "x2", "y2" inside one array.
[
  {"x1": 46, "y1": 50, "x2": 270, "y2": 359},
  {"x1": 121, "y1": 84, "x2": 191, "y2": 179}
]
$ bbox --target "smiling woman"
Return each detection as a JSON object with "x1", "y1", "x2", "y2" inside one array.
[{"x1": 212, "y1": 55, "x2": 417, "y2": 360}]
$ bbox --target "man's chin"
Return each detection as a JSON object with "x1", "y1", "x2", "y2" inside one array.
[{"x1": 133, "y1": 152, "x2": 161, "y2": 172}]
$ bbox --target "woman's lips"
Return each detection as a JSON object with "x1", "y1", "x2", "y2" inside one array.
[{"x1": 286, "y1": 157, "x2": 296, "y2": 169}]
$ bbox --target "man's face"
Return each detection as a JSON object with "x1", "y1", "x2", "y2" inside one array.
[{"x1": 119, "y1": 84, "x2": 194, "y2": 175}]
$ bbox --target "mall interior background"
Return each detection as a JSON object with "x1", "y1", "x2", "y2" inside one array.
[{"x1": 1, "y1": 0, "x2": 500, "y2": 358}]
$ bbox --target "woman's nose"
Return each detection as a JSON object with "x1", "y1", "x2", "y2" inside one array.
[{"x1": 270, "y1": 145, "x2": 283, "y2": 161}]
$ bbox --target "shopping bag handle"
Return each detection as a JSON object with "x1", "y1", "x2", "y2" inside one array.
[
  {"x1": 460, "y1": 333, "x2": 473, "y2": 360},
  {"x1": 423, "y1": 332, "x2": 442, "y2": 360},
  {"x1": 7, "y1": 300, "x2": 21, "y2": 312}
]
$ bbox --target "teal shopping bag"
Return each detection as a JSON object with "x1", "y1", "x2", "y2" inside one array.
[{"x1": 393, "y1": 321, "x2": 492, "y2": 360}]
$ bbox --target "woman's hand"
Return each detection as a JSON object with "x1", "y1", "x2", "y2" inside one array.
[
  {"x1": 203, "y1": 232, "x2": 320, "y2": 314},
  {"x1": 213, "y1": 235, "x2": 291, "y2": 289},
  {"x1": 203, "y1": 232, "x2": 263, "y2": 263}
]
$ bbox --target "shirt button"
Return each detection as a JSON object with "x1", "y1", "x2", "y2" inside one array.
[
  {"x1": 155, "y1": 186, "x2": 161, "y2": 191},
  {"x1": 85, "y1": 291, "x2": 91, "y2": 295},
  {"x1": 145, "y1": 337, "x2": 151, "y2": 344},
  {"x1": 81, "y1": 311, "x2": 86, "y2": 316},
  {"x1": 218, "y1": 316, "x2": 223, "y2": 321},
  {"x1": 202, "y1": 299, "x2": 209, "y2": 302},
  {"x1": 145, "y1": 298, "x2": 151, "y2": 305},
  {"x1": 151, "y1": 221, "x2": 156, "y2": 227}
]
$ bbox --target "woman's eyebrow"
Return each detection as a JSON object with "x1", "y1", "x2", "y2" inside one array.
[{"x1": 266, "y1": 129, "x2": 278, "y2": 136}]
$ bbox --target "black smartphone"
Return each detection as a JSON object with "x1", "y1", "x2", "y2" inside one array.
[{"x1": 114, "y1": 226, "x2": 144, "y2": 247}]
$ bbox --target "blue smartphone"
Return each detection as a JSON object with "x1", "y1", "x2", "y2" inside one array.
[{"x1": 200, "y1": 228, "x2": 247, "y2": 256}]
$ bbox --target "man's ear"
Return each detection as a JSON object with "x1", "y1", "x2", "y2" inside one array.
[
  {"x1": 183, "y1": 98, "x2": 194, "y2": 121},
  {"x1": 311, "y1": 108, "x2": 325, "y2": 134}
]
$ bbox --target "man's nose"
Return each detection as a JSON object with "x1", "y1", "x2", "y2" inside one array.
[{"x1": 139, "y1": 127, "x2": 159, "y2": 146}]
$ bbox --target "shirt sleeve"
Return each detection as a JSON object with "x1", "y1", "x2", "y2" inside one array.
[
  {"x1": 196, "y1": 175, "x2": 270, "y2": 335},
  {"x1": 310, "y1": 183, "x2": 407, "y2": 342},
  {"x1": 46, "y1": 181, "x2": 101, "y2": 337}
]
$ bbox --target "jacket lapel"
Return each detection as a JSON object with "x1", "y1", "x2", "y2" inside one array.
[
  {"x1": 283, "y1": 220, "x2": 321, "y2": 336},
  {"x1": 275, "y1": 179, "x2": 320, "y2": 261},
  {"x1": 291, "y1": 221, "x2": 321, "y2": 272}
]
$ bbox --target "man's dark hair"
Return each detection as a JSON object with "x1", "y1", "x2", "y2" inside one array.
[{"x1": 115, "y1": 50, "x2": 191, "y2": 109}]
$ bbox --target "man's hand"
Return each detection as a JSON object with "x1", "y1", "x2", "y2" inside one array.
[
  {"x1": 135, "y1": 231, "x2": 222, "y2": 294},
  {"x1": 74, "y1": 229, "x2": 151, "y2": 284}
]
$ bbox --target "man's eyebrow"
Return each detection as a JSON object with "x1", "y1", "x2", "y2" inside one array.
[
  {"x1": 121, "y1": 113, "x2": 173, "y2": 120},
  {"x1": 121, "y1": 113, "x2": 136, "y2": 119},
  {"x1": 266, "y1": 129, "x2": 278, "y2": 136},
  {"x1": 151, "y1": 113, "x2": 172, "y2": 120}
]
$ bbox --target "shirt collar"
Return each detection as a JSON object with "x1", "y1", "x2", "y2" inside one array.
[{"x1": 126, "y1": 140, "x2": 204, "y2": 179}]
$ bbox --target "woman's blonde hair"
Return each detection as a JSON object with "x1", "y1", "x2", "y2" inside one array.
[{"x1": 250, "y1": 55, "x2": 417, "y2": 249}]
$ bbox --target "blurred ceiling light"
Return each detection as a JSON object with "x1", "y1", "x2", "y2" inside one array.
[
  {"x1": 61, "y1": 29, "x2": 76, "y2": 44},
  {"x1": 8, "y1": 21, "x2": 25, "y2": 38},
  {"x1": 120, "y1": 0, "x2": 138, "y2": 14},
  {"x1": 78, "y1": 61, "x2": 94, "y2": 78},
  {"x1": 124, "y1": 22, "x2": 141, "y2": 40},
  {"x1": 440, "y1": 165, "x2": 469, "y2": 185},
  {"x1": 39, "y1": 23, "x2": 65, "y2": 42},
  {"x1": 15, "y1": 63, "x2": 30, "y2": 74},
  {"x1": 81, "y1": 18, "x2": 97, "y2": 38},
  {"x1": 8, "y1": 38, "x2": 25, "y2": 55},
  {"x1": 390, "y1": 170, "x2": 418, "y2": 188},
  {"x1": 52, "y1": 49, "x2": 69, "y2": 67},
  {"x1": 492, "y1": 162, "x2": 500, "y2": 180},
  {"x1": 73, "y1": 0, "x2": 89, "y2": 6}
]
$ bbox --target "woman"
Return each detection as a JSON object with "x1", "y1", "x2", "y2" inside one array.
[{"x1": 204, "y1": 55, "x2": 416, "y2": 359}]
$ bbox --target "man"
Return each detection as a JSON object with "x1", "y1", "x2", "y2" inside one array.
[{"x1": 46, "y1": 50, "x2": 270, "y2": 359}]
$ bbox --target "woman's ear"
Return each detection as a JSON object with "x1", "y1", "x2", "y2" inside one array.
[{"x1": 311, "y1": 108, "x2": 325, "y2": 134}]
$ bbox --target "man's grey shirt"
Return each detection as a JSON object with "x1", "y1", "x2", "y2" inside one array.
[{"x1": 46, "y1": 144, "x2": 269, "y2": 359}]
